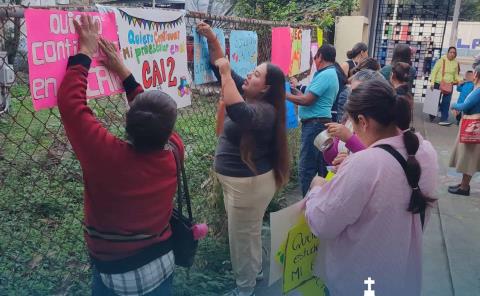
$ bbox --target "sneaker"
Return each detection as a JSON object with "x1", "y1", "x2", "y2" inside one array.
[
  {"x1": 256, "y1": 269, "x2": 264, "y2": 281},
  {"x1": 438, "y1": 121, "x2": 452, "y2": 126},
  {"x1": 223, "y1": 288, "x2": 255, "y2": 296},
  {"x1": 448, "y1": 186, "x2": 470, "y2": 196}
]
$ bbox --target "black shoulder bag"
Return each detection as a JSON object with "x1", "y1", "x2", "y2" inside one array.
[
  {"x1": 375, "y1": 144, "x2": 425, "y2": 230},
  {"x1": 168, "y1": 140, "x2": 198, "y2": 268}
]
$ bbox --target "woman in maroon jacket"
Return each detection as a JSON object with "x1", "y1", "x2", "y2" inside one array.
[{"x1": 58, "y1": 15, "x2": 182, "y2": 296}]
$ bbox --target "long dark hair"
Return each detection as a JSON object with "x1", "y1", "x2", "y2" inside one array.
[
  {"x1": 345, "y1": 79, "x2": 435, "y2": 214},
  {"x1": 347, "y1": 42, "x2": 368, "y2": 60},
  {"x1": 392, "y1": 44, "x2": 412, "y2": 65},
  {"x1": 351, "y1": 57, "x2": 380, "y2": 75},
  {"x1": 240, "y1": 63, "x2": 290, "y2": 188}
]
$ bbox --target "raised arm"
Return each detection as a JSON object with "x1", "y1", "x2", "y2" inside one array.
[
  {"x1": 197, "y1": 22, "x2": 224, "y2": 67},
  {"x1": 98, "y1": 38, "x2": 143, "y2": 104},
  {"x1": 197, "y1": 22, "x2": 245, "y2": 93},
  {"x1": 58, "y1": 16, "x2": 118, "y2": 166},
  {"x1": 214, "y1": 57, "x2": 244, "y2": 107}
]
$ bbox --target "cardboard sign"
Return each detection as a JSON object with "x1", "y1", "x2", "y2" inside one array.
[
  {"x1": 25, "y1": 9, "x2": 123, "y2": 111},
  {"x1": 229, "y1": 30, "x2": 258, "y2": 78},
  {"x1": 271, "y1": 27, "x2": 292, "y2": 75},
  {"x1": 282, "y1": 216, "x2": 322, "y2": 293},
  {"x1": 193, "y1": 28, "x2": 226, "y2": 84},
  {"x1": 290, "y1": 28, "x2": 302, "y2": 76},
  {"x1": 114, "y1": 7, "x2": 191, "y2": 108}
]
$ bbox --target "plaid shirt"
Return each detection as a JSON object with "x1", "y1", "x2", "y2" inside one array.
[{"x1": 100, "y1": 251, "x2": 175, "y2": 296}]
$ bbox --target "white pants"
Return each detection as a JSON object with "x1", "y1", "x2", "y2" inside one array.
[{"x1": 216, "y1": 171, "x2": 277, "y2": 293}]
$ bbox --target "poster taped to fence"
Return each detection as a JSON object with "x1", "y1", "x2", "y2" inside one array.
[
  {"x1": 289, "y1": 28, "x2": 302, "y2": 76},
  {"x1": 300, "y1": 29, "x2": 311, "y2": 73},
  {"x1": 229, "y1": 30, "x2": 258, "y2": 78},
  {"x1": 271, "y1": 27, "x2": 292, "y2": 75},
  {"x1": 25, "y1": 9, "x2": 123, "y2": 111},
  {"x1": 423, "y1": 88, "x2": 441, "y2": 116},
  {"x1": 193, "y1": 28, "x2": 226, "y2": 85},
  {"x1": 114, "y1": 7, "x2": 191, "y2": 108}
]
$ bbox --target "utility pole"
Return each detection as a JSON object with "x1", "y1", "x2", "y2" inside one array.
[{"x1": 449, "y1": 0, "x2": 462, "y2": 47}]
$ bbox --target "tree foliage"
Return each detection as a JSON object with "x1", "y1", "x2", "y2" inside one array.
[
  {"x1": 233, "y1": 0, "x2": 359, "y2": 28},
  {"x1": 460, "y1": 0, "x2": 480, "y2": 21}
]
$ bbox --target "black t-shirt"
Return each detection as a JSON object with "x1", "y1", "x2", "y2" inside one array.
[{"x1": 211, "y1": 66, "x2": 276, "y2": 177}]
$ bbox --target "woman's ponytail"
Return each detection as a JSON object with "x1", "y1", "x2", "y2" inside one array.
[
  {"x1": 393, "y1": 95, "x2": 412, "y2": 131},
  {"x1": 402, "y1": 128, "x2": 436, "y2": 214},
  {"x1": 346, "y1": 79, "x2": 436, "y2": 215}
]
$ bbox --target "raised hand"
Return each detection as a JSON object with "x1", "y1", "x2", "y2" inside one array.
[
  {"x1": 326, "y1": 122, "x2": 353, "y2": 142},
  {"x1": 196, "y1": 22, "x2": 216, "y2": 42},
  {"x1": 73, "y1": 15, "x2": 100, "y2": 59},
  {"x1": 98, "y1": 38, "x2": 131, "y2": 81},
  {"x1": 214, "y1": 57, "x2": 231, "y2": 76}
]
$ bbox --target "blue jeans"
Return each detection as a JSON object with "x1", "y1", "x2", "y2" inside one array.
[
  {"x1": 439, "y1": 92, "x2": 452, "y2": 121},
  {"x1": 299, "y1": 120, "x2": 328, "y2": 197},
  {"x1": 91, "y1": 265, "x2": 173, "y2": 296}
]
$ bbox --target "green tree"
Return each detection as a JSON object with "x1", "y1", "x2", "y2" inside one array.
[
  {"x1": 234, "y1": 0, "x2": 359, "y2": 28},
  {"x1": 460, "y1": 0, "x2": 480, "y2": 21}
]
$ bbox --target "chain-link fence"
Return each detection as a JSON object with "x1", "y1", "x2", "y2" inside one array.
[{"x1": 0, "y1": 4, "x2": 314, "y2": 295}]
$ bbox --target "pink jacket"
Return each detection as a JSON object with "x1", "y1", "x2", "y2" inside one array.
[{"x1": 306, "y1": 133, "x2": 438, "y2": 296}]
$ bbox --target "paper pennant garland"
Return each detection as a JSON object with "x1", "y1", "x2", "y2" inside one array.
[{"x1": 118, "y1": 9, "x2": 184, "y2": 30}]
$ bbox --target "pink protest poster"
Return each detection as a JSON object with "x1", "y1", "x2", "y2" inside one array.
[
  {"x1": 25, "y1": 9, "x2": 123, "y2": 111},
  {"x1": 271, "y1": 27, "x2": 292, "y2": 75}
]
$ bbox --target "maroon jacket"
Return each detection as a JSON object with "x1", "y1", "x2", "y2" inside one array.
[{"x1": 58, "y1": 54, "x2": 183, "y2": 267}]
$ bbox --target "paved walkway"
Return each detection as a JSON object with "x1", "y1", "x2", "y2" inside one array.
[{"x1": 256, "y1": 104, "x2": 480, "y2": 296}]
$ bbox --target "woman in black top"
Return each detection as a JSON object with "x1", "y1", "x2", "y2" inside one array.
[
  {"x1": 340, "y1": 42, "x2": 368, "y2": 78},
  {"x1": 197, "y1": 22, "x2": 289, "y2": 296}
]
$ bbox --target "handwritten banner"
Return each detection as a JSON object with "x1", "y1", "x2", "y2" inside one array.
[
  {"x1": 229, "y1": 30, "x2": 258, "y2": 78},
  {"x1": 300, "y1": 29, "x2": 312, "y2": 73},
  {"x1": 271, "y1": 27, "x2": 292, "y2": 75},
  {"x1": 25, "y1": 9, "x2": 122, "y2": 111},
  {"x1": 282, "y1": 216, "x2": 322, "y2": 293},
  {"x1": 193, "y1": 28, "x2": 225, "y2": 85},
  {"x1": 114, "y1": 7, "x2": 191, "y2": 108},
  {"x1": 290, "y1": 28, "x2": 302, "y2": 76}
]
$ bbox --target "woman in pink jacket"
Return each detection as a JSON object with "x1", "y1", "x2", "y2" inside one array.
[{"x1": 305, "y1": 79, "x2": 438, "y2": 296}]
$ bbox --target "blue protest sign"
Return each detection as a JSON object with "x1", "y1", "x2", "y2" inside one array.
[
  {"x1": 193, "y1": 28, "x2": 225, "y2": 85},
  {"x1": 229, "y1": 30, "x2": 258, "y2": 78}
]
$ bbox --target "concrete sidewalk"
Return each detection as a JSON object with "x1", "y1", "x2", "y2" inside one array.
[{"x1": 256, "y1": 104, "x2": 480, "y2": 296}]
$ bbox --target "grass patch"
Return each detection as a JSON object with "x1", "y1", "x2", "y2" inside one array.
[{"x1": 0, "y1": 89, "x2": 300, "y2": 295}]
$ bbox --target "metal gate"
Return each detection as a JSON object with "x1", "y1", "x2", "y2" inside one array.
[{"x1": 372, "y1": 0, "x2": 453, "y2": 101}]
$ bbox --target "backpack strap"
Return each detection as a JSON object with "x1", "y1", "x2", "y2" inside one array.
[
  {"x1": 375, "y1": 144, "x2": 425, "y2": 230},
  {"x1": 441, "y1": 58, "x2": 446, "y2": 80}
]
